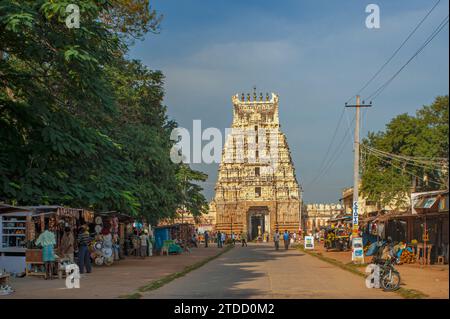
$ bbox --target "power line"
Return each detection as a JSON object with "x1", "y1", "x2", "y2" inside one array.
[
  {"x1": 305, "y1": 108, "x2": 346, "y2": 186},
  {"x1": 305, "y1": 113, "x2": 356, "y2": 188},
  {"x1": 345, "y1": 0, "x2": 442, "y2": 104},
  {"x1": 362, "y1": 145, "x2": 449, "y2": 166},
  {"x1": 367, "y1": 14, "x2": 449, "y2": 101},
  {"x1": 363, "y1": 148, "x2": 447, "y2": 187}
]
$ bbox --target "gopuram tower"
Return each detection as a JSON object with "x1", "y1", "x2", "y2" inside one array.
[{"x1": 212, "y1": 90, "x2": 302, "y2": 240}]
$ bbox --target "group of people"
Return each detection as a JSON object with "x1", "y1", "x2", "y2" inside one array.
[
  {"x1": 213, "y1": 231, "x2": 248, "y2": 248},
  {"x1": 272, "y1": 229, "x2": 299, "y2": 250},
  {"x1": 126, "y1": 229, "x2": 154, "y2": 258},
  {"x1": 35, "y1": 223, "x2": 92, "y2": 278}
]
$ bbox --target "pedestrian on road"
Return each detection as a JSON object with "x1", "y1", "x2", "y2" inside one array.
[
  {"x1": 191, "y1": 233, "x2": 198, "y2": 248},
  {"x1": 221, "y1": 232, "x2": 226, "y2": 247},
  {"x1": 140, "y1": 230, "x2": 149, "y2": 258},
  {"x1": 283, "y1": 230, "x2": 290, "y2": 250},
  {"x1": 241, "y1": 231, "x2": 247, "y2": 247},
  {"x1": 77, "y1": 224, "x2": 92, "y2": 274},
  {"x1": 204, "y1": 231, "x2": 209, "y2": 248},
  {"x1": 293, "y1": 232, "x2": 297, "y2": 243},
  {"x1": 217, "y1": 231, "x2": 222, "y2": 248},
  {"x1": 274, "y1": 230, "x2": 280, "y2": 250},
  {"x1": 231, "y1": 233, "x2": 236, "y2": 246}
]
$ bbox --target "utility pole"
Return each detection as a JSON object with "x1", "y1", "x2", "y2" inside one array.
[{"x1": 345, "y1": 96, "x2": 372, "y2": 261}]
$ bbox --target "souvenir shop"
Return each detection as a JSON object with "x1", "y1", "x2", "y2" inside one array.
[
  {"x1": 154, "y1": 223, "x2": 195, "y2": 253},
  {"x1": 0, "y1": 205, "x2": 94, "y2": 275},
  {"x1": 361, "y1": 190, "x2": 448, "y2": 265},
  {"x1": 94, "y1": 211, "x2": 138, "y2": 260}
]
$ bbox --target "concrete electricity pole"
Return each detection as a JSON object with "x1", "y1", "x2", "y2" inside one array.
[{"x1": 345, "y1": 96, "x2": 372, "y2": 238}]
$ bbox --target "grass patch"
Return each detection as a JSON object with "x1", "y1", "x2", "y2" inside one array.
[
  {"x1": 397, "y1": 288, "x2": 428, "y2": 299},
  {"x1": 298, "y1": 245, "x2": 429, "y2": 299},
  {"x1": 120, "y1": 244, "x2": 234, "y2": 299},
  {"x1": 299, "y1": 245, "x2": 364, "y2": 277}
]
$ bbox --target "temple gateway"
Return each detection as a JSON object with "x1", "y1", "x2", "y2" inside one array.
[{"x1": 212, "y1": 91, "x2": 302, "y2": 240}]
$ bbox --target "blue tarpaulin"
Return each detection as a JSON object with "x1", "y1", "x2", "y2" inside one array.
[{"x1": 154, "y1": 227, "x2": 170, "y2": 251}]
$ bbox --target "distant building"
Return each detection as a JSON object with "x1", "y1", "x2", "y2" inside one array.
[
  {"x1": 302, "y1": 203, "x2": 344, "y2": 233},
  {"x1": 213, "y1": 91, "x2": 302, "y2": 239},
  {"x1": 159, "y1": 203, "x2": 216, "y2": 233},
  {"x1": 341, "y1": 185, "x2": 409, "y2": 216}
]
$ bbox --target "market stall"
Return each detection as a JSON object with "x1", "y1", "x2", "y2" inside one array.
[
  {"x1": 154, "y1": 223, "x2": 195, "y2": 254},
  {"x1": 0, "y1": 204, "x2": 31, "y2": 274},
  {"x1": 88, "y1": 211, "x2": 135, "y2": 265},
  {"x1": 0, "y1": 205, "x2": 94, "y2": 276},
  {"x1": 24, "y1": 206, "x2": 94, "y2": 278}
]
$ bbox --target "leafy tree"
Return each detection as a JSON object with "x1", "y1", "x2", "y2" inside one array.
[
  {"x1": 361, "y1": 95, "x2": 449, "y2": 209},
  {"x1": 176, "y1": 163, "x2": 209, "y2": 218},
  {"x1": 0, "y1": 0, "x2": 208, "y2": 224}
]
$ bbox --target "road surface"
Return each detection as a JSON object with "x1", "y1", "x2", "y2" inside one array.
[{"x1": 142, "y1": 243, "x2": 400, "y2": 299}]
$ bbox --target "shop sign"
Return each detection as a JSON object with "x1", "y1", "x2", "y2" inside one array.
[
  {"x1": 352, "y1": 237, "x2": 364, "y2": 263},
  {"x1": 352, "y1": 201, "x2": 359, "y2": 235},
  {"x1": 304, "y1": 236, "x2": 314, "y2": 250}
]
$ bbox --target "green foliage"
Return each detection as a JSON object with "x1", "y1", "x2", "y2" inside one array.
[
  {"x1": 0, "y1": 0, "x2": 208, "y2": 223},
  {"x1": 176, "y1": 164, "x2": 209, "y2": 217},
  {"x1": 361, "y1": 96, "x2": 449, "y2": 209}
]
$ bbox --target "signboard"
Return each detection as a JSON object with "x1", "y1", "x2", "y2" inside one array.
[
  {"x1": 304, "y1": 236, "x2": 314, "y2": 250},
  {"x1": 352, "y1": 201, "x2": 359, "y2": 236},
  {"x1": 352, "y1": 237, "x2": 364, "y2": 263}
]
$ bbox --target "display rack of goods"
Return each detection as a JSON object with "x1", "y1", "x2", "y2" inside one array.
[{"x1": 1, "y1": 216, "x2": 27, "y2": 251}]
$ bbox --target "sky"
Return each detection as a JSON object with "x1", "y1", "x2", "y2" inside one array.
[{"x1": 129, "y1": 0, "x2": 449, "y2": 204}]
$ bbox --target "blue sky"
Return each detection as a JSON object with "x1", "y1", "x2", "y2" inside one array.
[{"x1": 129, "y1": 0, "x2": 449, "y2": 204}]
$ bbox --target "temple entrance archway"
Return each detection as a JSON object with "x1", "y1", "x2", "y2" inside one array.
[{"x1": 247, "y1": 206, "x2": 269, "y2": 240}]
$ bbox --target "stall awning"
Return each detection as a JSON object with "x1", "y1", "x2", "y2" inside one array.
[{"x1": 0, "y1": 204, "x2": 30, "y2": 215}]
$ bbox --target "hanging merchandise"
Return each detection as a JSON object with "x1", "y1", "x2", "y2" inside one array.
[
  {"x1": 370, "y1": 222, "x2": 378, "y2": 236},
  {"x1": 95, "y1": 216, "x2": 103, "y2": 225},
  {"x1": 95, "y1": 225, "x2": 102, "y2": 234},
  {"x1": 104, "y1": 257, "x2": 114, "y2": 266},
  {"x1": 95, "y1": 257, "x2": 104, "y2": 266},
  {"x1": 377, "y1": 223, "x2": 385, "y2": 239},
  {"x1": 112, "y1": 217, "x2": 119, "y2": 233},
  {"x1": 102, "y1": 248, "x2": 113, "y2": 258},
  {"x1": 82, "y1": 210, "x2": 94, "y2": 223}
]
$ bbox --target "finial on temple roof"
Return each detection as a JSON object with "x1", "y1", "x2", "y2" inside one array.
[
  {"x1": 247, "y1": 93, "x2": 251, "y2": 101},
  {"x1": 253, "y1": 86, "x2": 257, "y2": 101},
  {"x1": 259, "y1": 92, "x2": 263, "y2": 101},
  {"x1": 241, "y1": 93, "x2": 245, "y2": 101},
  {"x1": 266, "y1": 93, "x2": 270, "y2": 101}
]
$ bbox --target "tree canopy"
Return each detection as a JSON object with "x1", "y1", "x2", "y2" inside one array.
[
  {"x1": 361, "y1": 95, "x2": 449, "y2": 209},
  {"x1": 0, "y1": 0, "x2": 208, "y2": 223}
]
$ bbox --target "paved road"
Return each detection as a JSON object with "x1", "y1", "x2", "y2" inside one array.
[{"x1": 143, "y1": 243, "x2": 400, "y2": 299}]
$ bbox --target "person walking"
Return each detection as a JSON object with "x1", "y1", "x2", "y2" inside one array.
[
  {"x1": 140, "y1": 230, "x2": 149, "y2": 258},
  {"x1": 231, "y1": 233, "x2": 236, "y2": 246},
  {"x1": 241, "y1": 231, "x2": 248, "y2": 247},
  {"x1": 283, "y1": 230, "x2": 290, "y2": 250},
  {"x1": 221, "y1": 232, "x2": 226, "y2": 247},
  {"x1": 60, "y1": 227, "x2": 75, "y2": 263},
  {"x1": 204, "y1": 231, "x2": 209, "y2": 248},
  {"x1": 273, "y1": 230, "x2": 280, "y2": 250},
  {"x1": 77, "y1": 225, "x2": 92, "y2": 274},
  {"x1": 217, "y1": 231, "x2": 222, "y2": 248},
  {"x1": 293, "y1": 231, "x2": 297, "y2": 243}
]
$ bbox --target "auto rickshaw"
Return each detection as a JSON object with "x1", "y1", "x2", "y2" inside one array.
[{"x1": 324, "y1": 226, "x2": 350, "y2": 252}]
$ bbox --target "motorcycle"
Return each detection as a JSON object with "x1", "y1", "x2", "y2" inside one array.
[{"x1": 371, "y1": 241, "x2": 401, "y2": 291}]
